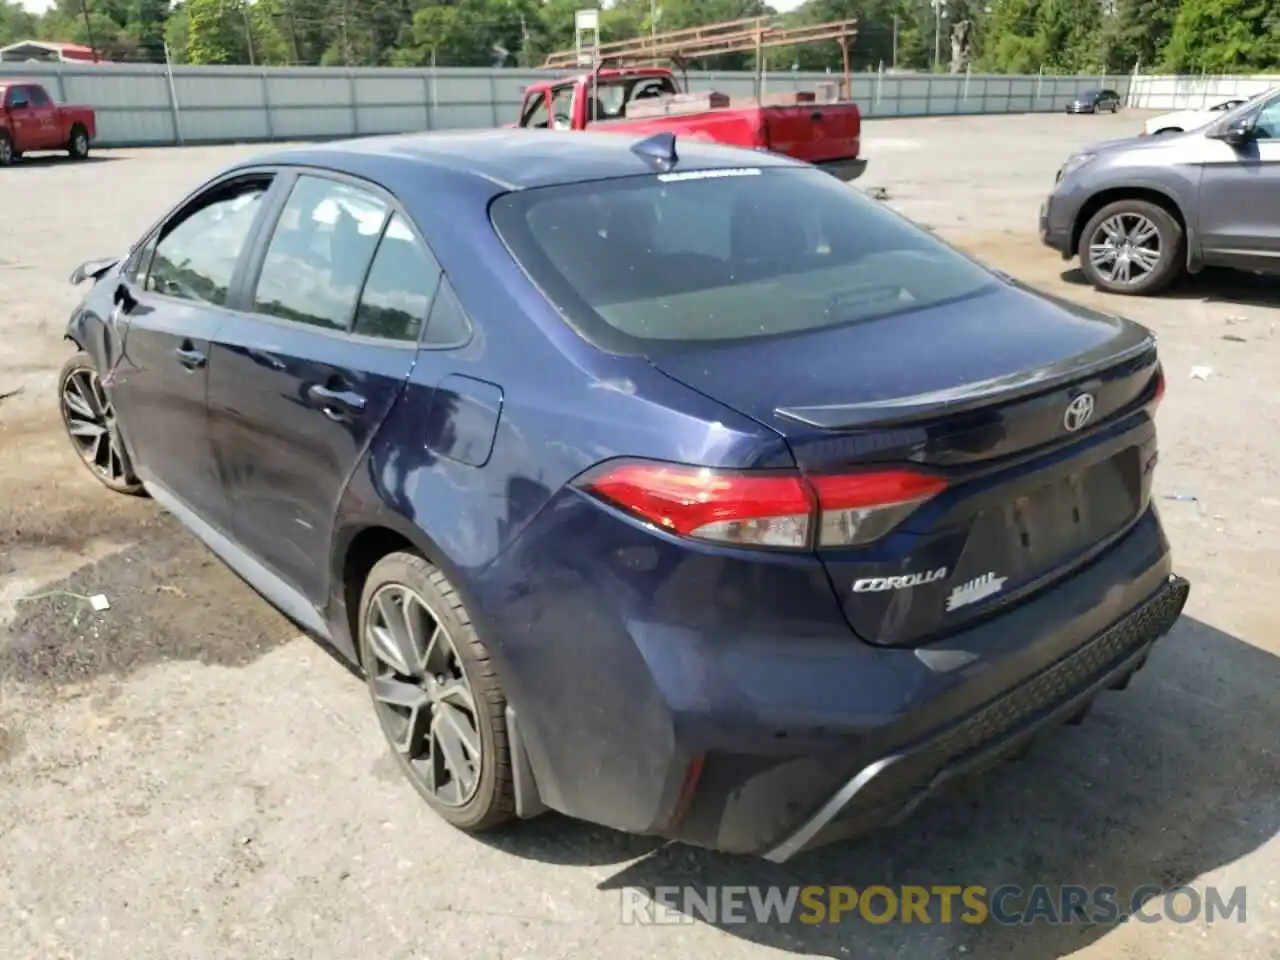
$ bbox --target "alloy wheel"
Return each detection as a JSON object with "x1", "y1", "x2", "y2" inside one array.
[
  {"x1": 365, "y1": 584, "x2": 483, "y2": 807},
  {"x1": 61, "y1": 366, "x2": 131, "y2": 485},
  {"x1": 73, "y1": 132, "x2": 88, "y2": 156},
  {"x1": 1088, "y1": 212, "x2": 1162, "y2": 286},
  {"x1": 0, "y1": 138, "x2": 11, "y2": 165}
]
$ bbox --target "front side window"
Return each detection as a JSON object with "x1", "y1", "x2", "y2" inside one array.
[
  {"x1": 28, "y1": 86, "x2": 50, "y2": 107},
  {"x1": 1251, "y1": 94, "x2": 1280, "y2": 140},
  {"x1": 520, "y1": 91, "x2": 548, "y2": 129},
  {"x1": 253, "y1": 175, "x2": 389, "y2": 330},
  {"x1": 352, "y1": 213, "x2": 441, "y2": 341},
  {"x1": 550, "y1": 86, "x2": 574, "y2": 129},
  {"x1": 491, "y1": 167, "x2": 996, "y2": 355},
  {"x1": 146, "y1": 178, "x2": 271, "y2": 305},
  {"x1": 6, "y1": 86, "x2": 29, "y2": 108}
]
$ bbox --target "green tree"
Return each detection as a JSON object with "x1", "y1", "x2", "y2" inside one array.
[
  {"x1": 0, "y1": 2, "x2": 40, "y2": 47},
  {"x1": 1164, "y1": 0, "x2": 1280, "y2": 73},
  {"x1": 185, "y1": 0, "x2": 251, "y2": 63}
]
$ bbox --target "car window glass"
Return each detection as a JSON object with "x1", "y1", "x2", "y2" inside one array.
[
  {"x1": 1252, "y1": 98, "x2": 1280, "y2": 140},
  {"x1": 423, "y1": 277, "x2": 472, "y2": 347},
  {"x1": 352, "y1": 214, "x2": 441, "y2": 341},
  {"x1": 491, "y1": 167, "x2": 996, "y2": 354},
  {"x1": 28, "y1": 86, "x2": 49, "y2": 106},
  {"x1": 145, "y1": 179, "x2": 270, "y2": 306},
  {"x1": 7, "y1": 86, "x2": 29, "y2": 107},
  {"x1": 551, "y1": 86, "x2": 574, "y2": 129},
  {"x1": 521, "y1": 91, "x2": 548, "y2": 128},
  {"x1": 253, "y1": 175, "x2": 388, "y2": 331}
]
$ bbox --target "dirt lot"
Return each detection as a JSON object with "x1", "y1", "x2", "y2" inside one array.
[{"x1": 1, "y1": 112, "x2": 1278, "y2": 960}]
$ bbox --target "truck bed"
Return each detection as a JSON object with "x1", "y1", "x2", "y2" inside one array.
[{"x1": 592, "y1": 99, "x2": 864, "y2": 179}]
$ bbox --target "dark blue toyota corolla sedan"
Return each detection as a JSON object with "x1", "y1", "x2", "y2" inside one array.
[{"x1": 59, "y1": 129, "x2": 1188, "y2": 861}]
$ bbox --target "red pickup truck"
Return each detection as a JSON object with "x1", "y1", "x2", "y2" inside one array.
[
  {"x1": 0, "y1": 81, "x2": 96, "y2": 166},
  {"x1": 515, "y1": 67, "x2": 866, "y2": 181}
]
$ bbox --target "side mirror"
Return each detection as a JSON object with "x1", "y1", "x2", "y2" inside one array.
[
  {"x1": 8, "y1": 100, "x2": 27, "y2": 111},
  {"x1": 1214, "y1": 117, "x2": 1256, "y2": 147}
]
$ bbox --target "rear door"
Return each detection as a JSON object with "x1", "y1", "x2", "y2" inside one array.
[
  {"x1": 206, "y1": 171, "x2": 433, "y2": 603},
  {"x1": 26, "y1": 84, "x2": 60, "y2": 148},
  {"x1": 108, "y1": 172, "x2": 278, "y2": 528}
]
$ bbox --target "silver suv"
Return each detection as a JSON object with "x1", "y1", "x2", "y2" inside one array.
[{"x1": 1040, "y1": 86, "x2": 1280, "y2": 295}]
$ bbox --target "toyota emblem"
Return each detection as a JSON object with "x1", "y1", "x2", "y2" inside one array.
[{"x1": 1063, "y1": 393, "x2": 1096, "y2": 432}]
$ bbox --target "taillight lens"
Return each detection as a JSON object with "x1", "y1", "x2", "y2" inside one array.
[
  {"x1": 1151, "y1": 365, "x2": 1166, "y2": 409},
  {"x1": 577, "y1": 460, "x2": 947, "y2": 550},
  {"x1": 810, "y1": 470, "x2": 949, "y2": 547}
]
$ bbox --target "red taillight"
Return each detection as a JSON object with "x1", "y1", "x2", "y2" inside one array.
[
  {"x1": 578, "y1": 460, "x2": 947, "y2": 550},
  {"x1": 1151, "y1": 365, "x2": 1166, "y2": 408}
]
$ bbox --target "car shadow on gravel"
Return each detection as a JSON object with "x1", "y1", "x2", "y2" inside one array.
[
  {"x1": 7, "y1": 155, "x2": 119, "y2": 169},
  {"x1": 491, "y1": 615, "x2": 1279, "y2": 958},
  {"x1": 0, "y1": 511, "x2": 300, "y2": 686},
  {"x1": 1061, "y1": 265, "x2": 1280, "y2": 309}
]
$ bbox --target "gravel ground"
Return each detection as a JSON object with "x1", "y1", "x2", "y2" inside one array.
[{"x1": 1, "y1": 111, "x2": 1278, "y2": 960}]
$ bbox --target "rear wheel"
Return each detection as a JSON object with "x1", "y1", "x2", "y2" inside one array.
[
  {"x1": 58, "y1": 352, "x2": 144, "y2": 495},
  {"x1": 68, "y1": 124, "x2": 90, "y2": 160},
  {"x1": 1078, "y1": 199, "x2": 1184, "y2": 296},
  {"x1": 358, "y1": 551, "x2": 517, "y2": 832}
]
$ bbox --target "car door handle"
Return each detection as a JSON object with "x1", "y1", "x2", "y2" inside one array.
[
  {"x1": 810, "y1": 111, "x2": 824, "y2": 122},
  {"x1": 306, "y1": 383, "x2": 367, "y2": 420},
  {"x1": 174, "y1": 345, "x2": 206, "y2": 370}
]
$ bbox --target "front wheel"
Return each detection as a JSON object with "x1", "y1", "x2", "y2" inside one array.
[
  {"x1": 0, "y1": 132, "x2": 14, "y2": 167},
  {"x1": 58, "y1": 352, "x2": 144, "y2": 494},
  {"x1": 1078, "y1": 199, "x2": 1185, "y2": 296},
  {"x1": 358, "y1": 551, "x2": 517, "y2": 832}
]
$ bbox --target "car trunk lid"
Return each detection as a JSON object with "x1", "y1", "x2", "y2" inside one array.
[{"x1": 650, "y1": 282, "x2": 1163, "y2": 645}]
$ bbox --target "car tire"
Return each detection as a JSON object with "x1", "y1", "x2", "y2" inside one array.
[
  {"x1": 1078, "y1": 199, "x2": 1184, "y2": 296},
  {"x1": 0, "y1": 132, "x2": 14, "y2": 166},
  {"x1": 68, "y1": 124, "x2": 90, "y2": 160},
  {"x1": 58, "y1": 351, "x2": 145, "y2": 495},
  {"x1": 358, "y1": 551, "x2": 517, "y2": 833}
]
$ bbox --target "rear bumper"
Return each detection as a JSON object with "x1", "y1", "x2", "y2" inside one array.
[
  {"x1": 818, "y1": 157, "x2": 868, "y2": 182},
  {"x1": 765, "y1": 572, "x2": 1189, "y2": 861},
  {"x1": 477, "y1": 499, "x2": 1188, "y2": 859}
]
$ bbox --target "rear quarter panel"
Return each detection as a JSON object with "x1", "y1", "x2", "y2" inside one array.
[{"x1": 61, "y1": 105, "x2": 96, "y2": 139}]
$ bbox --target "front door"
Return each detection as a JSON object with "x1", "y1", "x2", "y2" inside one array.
[
  {"x1": 207, "y1": 172, "x2": 435, "y2": 603},
  {"x1": 4, "y1": 85, "x2": 41, "y2": 149},
  {"x1": 1197, "y1": 93, "x2": 1280, "y2": 270},
  {"x1": 108, "y1": 173, "x2": 278, "y2": 528}
]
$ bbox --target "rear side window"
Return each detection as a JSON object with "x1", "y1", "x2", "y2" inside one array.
[
  {"x1": 490, "y1": 167, "x2": 995, "y2": 355},
  {"x1": 352, "y1": 213, "x2": 441, "y2": 341},
  {"x1": 146, "y1": 178, "x2": 270, "y2": 306},
  {"x1": 28, "y1": 85, "x2": 50, "y2": 106},
  {"x1": 253, "y1": 175, "x2": 388, "y2": 330}
]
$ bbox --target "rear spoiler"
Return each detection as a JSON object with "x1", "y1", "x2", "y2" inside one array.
[
  {"x1": 69, "y1": 257, "x2": 119, "y2": 286},
  {"x1": 775, "y1": 335, "x2": 1157, "y2": 430}
]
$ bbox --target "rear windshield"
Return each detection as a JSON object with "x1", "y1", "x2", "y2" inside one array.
[{"x1": 489, "y1": 166, "x2": 997, "y2": 355}]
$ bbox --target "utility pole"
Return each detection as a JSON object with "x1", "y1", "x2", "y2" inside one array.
[
  {"x1": 79, "y1": 0, "x2": 100, "y2": 62},
  {"x1": 892, "y1": 14, "x2": 898, "y2": 70}
]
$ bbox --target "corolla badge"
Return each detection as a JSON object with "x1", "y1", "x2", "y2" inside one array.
[
  {"x1": 1063, "y1": 393, "x2": 1096, "y2": 432},
  {"x1": 852, "y1": 568, "x2": 947, "y2": 593}
]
